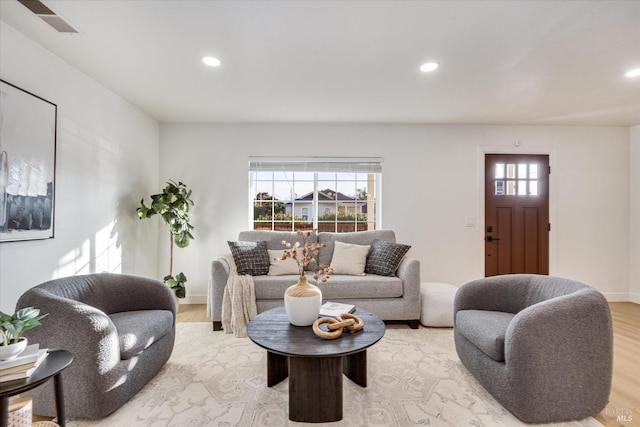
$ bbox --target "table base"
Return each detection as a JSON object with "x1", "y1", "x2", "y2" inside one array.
[{"x1": 267, "y1": 350, "x2": 368, "y2": 423}]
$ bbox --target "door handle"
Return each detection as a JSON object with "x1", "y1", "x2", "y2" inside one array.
[{"x1": 486, "y1": 236, "x2": 501, "y2": 242}]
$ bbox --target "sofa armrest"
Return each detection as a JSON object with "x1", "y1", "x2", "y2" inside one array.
[
  {"x1": 505, "y1": 290, "x2": 613, "y2": 398},
  {"x1": 210, "y1": 257, "x2": 231, "y2": 322},
  {"x1": 396, "y1": 257, "x2": 420, "y2": 300}
]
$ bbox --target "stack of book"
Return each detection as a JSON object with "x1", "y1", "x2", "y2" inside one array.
[{"x1": 0, "y1": 344, "x2": 49, "y2": 383}]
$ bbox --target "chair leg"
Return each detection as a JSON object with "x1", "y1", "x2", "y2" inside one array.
[
  {"x1": 408, "y1": 320, "x2": 420, "y2": 329},
  {"x1": 213, "y1": 321, "x2": 222, "y2": 331}
]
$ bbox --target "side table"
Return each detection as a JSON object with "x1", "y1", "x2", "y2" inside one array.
[{"x1": 0, "y1": 350, "x2": 73, "y2": 427}]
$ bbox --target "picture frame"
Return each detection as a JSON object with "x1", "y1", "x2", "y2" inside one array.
[{"x1": 0, "y1": 79, "x2": 57, "y2": 242}]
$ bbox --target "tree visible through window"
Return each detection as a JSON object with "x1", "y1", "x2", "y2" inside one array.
[{"x1": 249, "y1": 158, "x2": 381, "y2": 233}]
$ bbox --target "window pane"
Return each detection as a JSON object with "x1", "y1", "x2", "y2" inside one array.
[
  {"x1": 317, "y1": 172, "x2": 336, "y2": 181},
  {"x1": 255, "y1": 171, "x2": 272, "y2": 180},
  {"x1": 518, "y1": 164, "x2": 527, "y2": 179},
  {"x1": 495, "y1": 164, "x2": 505, "y2": 179},
  {"x1": 273, "y1": 171, "x2": 294, "y2": 181},
  {"x1": 530, "y1": 164, "x2": 538, "y2": 179},
  {"x1": 294, "y1": 172, "x2": 314, "y2": 181},
  {"x1": 507, "y1": 180, "x2": 516, "y2": 195},
  {"x1": 495, "y1": 180, "x2": 505, "y2": 195},
  {"x1": 530, "y1": 180, "x2": 538, "y2": 195},
  {"x1": 272, "y1": 181, "x2": 293, "y2": 201},
  {"x1": 507, "y1": 164, "x2": 516, "y2": 179},
  {"x1": 292, "y1": 181, "x2": 313, "y2": 200},
  {"x1": 518, "y1": 180, "x2": 526, "y2": 195}
]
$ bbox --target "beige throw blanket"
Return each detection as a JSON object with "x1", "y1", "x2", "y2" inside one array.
[{"x1": 219, "y1": 253, "x2": 257, "y2": 338}]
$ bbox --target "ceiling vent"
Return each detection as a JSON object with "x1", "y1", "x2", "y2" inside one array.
[{"x1": 17, "y1": 0, "x2": 78, "y2": 33}]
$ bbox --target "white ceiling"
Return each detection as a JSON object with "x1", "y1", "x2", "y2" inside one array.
[{"x1": 1, "y1": 0, "x2": 639, "y2": 126}]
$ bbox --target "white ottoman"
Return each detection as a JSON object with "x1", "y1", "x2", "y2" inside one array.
[{"x1": 420, "y1": 282, "x2": 457, "y2": 327}]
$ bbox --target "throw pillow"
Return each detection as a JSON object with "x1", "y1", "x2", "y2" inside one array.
[
  {"x1": 365, "y1": 239, "x2": 411, "y2": 276},
  {"x1": 329, "y1": 241, "x2": 371, "y2": 276},
  {"x1": 227, "y1": 241, "x2": 270, "y2": 276},
  {"x1": 267, "y1": 249, "x2": 300, "y2": 276}
]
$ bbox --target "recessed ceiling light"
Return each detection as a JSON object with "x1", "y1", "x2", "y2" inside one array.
[
  {"x1": 202, "y1": 56, "x2": 221, "y2": 67},
  {"x1": 625, "y1": 68, "x2": 640, "y2": 78},
  {"x1": 420, "y1": 62, "x2": 439, "y2": 73}
]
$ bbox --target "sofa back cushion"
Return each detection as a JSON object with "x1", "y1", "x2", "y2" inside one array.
[
  {"x1": 238, "y1": 230, "x2": 318, "y2": 271},
  {"x1": 318, "y1": 230, "x2": 396, "y2": 268}
]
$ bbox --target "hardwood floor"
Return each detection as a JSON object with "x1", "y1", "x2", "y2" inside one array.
[{"x1": 178, "y1": 302, "x2": 639, "y2": 426}]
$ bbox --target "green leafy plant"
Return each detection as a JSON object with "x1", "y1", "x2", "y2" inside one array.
[
  {"x1": 0, "y1": 307, "x2": 48, "y2": 346},
  {"x1": 137, "y1": 180, "x2": 194, "y2": 298}
]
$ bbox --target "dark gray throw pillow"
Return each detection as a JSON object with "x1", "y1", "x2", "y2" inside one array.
[
  {"x1": 365, "y1": 239, "x2": 411, "y2": 276},
  {"x1": 227, "y1": 241, "x2": 270, "y2": 276}
]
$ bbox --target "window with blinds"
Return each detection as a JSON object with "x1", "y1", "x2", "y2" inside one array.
[{"x1": 249, "y1": 157, "x2": 382, "y2": 232}]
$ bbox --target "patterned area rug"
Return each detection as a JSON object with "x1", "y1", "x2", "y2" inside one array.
[{"x1": 67, "y1": 323, "x2": 601, "y2": 427}]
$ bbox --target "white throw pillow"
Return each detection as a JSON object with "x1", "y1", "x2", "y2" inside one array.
[
  {"x1": 267, "y1": 249, "x2": 300, "y2": 276},
  {"x1": 329, "y1": 241, "x2": 371, "y2": 276}
]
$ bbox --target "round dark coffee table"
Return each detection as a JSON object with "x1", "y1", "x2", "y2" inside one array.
[
  {"x1": 247, "y1": 306, "x2": 385, "y2": 423},
  {"x1": 0, "y1": 350, "x2": 73, "y2": 427}
]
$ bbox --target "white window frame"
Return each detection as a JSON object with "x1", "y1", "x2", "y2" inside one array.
[{"x1": 249, "y1": 156, "x2": 382, "y2": 232}]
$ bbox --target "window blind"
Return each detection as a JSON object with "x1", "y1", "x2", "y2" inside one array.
[{"x1": 249, "y1": 157, "x2": 382, "y2": 173}]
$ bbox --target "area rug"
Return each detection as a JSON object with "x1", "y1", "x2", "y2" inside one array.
[{"x1": 67, "y1": 323, "x2": 601, "y2": 427}]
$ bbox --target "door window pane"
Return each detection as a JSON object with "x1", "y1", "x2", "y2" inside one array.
[{"x1": 495, "y1": 164, "x2": 505, "y2": 179}]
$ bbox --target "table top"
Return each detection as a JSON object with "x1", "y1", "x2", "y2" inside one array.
[
  {"x1": 247, "y1": 306, "x2": 385, "y2": 357},
  {"x1": 0, "y1": 349, "x2": 73, "y2": 397}
]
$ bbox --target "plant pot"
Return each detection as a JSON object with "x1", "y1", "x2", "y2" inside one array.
[
  {"x1": 0, "y1": 337, "x2": 28, "y2": 361},
  {"x1": 284, "y1": 275, "x2": 322, "y2": 326}
]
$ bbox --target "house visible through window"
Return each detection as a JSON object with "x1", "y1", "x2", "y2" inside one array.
[{"x1": 249, "y1": 157, "x2": 382, "y2": 232}]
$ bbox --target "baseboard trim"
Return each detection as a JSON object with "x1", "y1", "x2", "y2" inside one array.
[
  {"x1": 603, "y1": 292, "x2": 639, "y2": 303},
  {"x1": 178, "y1": 294, "x2": 208, "y2": 305}
]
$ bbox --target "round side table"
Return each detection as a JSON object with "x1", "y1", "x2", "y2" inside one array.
[{"x1": 0, "y1": 350, "x2": 73, "y2": 427}]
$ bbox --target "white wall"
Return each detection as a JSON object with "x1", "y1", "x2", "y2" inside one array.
[
  {"x1": 630, "y1": 125, "x2": 640, "y2": 303},
  {"x1": 160, "y1": 123, "x2": 631, "y2": 303},
  {"x1": 0, "y1": 22, "x2": 160, "y2": 313}
]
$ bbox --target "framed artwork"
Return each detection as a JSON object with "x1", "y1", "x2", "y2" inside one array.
[{"x1": 0, "y1": 79, "x2": 57, "y2": 242}]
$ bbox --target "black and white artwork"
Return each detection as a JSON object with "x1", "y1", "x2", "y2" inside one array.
[{"x1": 0, "y1": 80, "x2": 57, "y2": 242}]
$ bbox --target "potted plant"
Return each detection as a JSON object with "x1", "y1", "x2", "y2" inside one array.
[
  {"x1": 0, "y1": 307, "x2": 48, "y2": 360},
  {"x1": 137, "y1": 180, "x2": 194, "y2": 299}
]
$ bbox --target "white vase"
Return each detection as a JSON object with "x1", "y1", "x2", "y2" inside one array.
[
  {"x1": 0, "y1": 337, "x2": 28, "y2": 361},
  {"x1": 284, "y1": 276, "x2": 322, "y2": 326}
]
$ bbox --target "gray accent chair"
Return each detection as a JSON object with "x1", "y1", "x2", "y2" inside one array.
[
  {"x1": 454, "y1": 274, "x2": 612, "y2": 423},
  {"x1": 16, "y1": 273, "x2": 176, "y2": 419}
]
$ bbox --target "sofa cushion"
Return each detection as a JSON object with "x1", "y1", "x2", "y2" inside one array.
[
  {"x1": 109, "y1": 310, "x2": 174, "y2": 360},
  {"x1": 252, "y1": 274, "x2": 403, "y2": 300},
  {"x1": 318, "y1": 230, "x2": 396, "y2": 268},
  {"x1": 238, "y1": 230, "x2": 318, "y2": 271},
  {"x1": 228, "y1": 241, "x2": 270, "y2": 275},
  {"x1": 455, "y1": 310, "x2": 515, "y2": 362},
  {"x1": 365, "y1": 240, "x2": 411, "y2": 276},
  {"x1": 267, "y1": 249, "x2": 300, "y2": 276},
  {"x1": 330, "y1": 241, "x2": 370, "y2": 275}
]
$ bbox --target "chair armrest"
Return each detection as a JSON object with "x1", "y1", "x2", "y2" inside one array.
[
  {"x1": 505, "y1": 290, "x2": 613, "y2": 393},
  {"x1": 210, "y1": 257, "x2": 231, "y2": 322},
  {"x1": 17, "y1": 290, "x2": 121, "y2": 378},
  {"x1": 396, "y1": 257, "x2": 420, "y2": 300}
]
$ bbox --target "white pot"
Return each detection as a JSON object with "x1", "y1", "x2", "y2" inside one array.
[
  {"x1": 0, "y1": 337, "x2": 28, "y2": 361},
  {"x1": 285, "y1": 293, "x2": 322, "y2": 326},
  {"x1": 284, "y1": 276, "x2": 322, "y2": 326}
]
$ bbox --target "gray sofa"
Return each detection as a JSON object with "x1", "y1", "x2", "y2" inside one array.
[
  {"x1": 210, "y1": 230, "x2": 420, "y2": 330},
  {"x1": 454, "y1": 274, "x2": 613, "y2": 423},
  {"x1": 16, "y1": 273, "x2": 176, "y2": 419}
]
